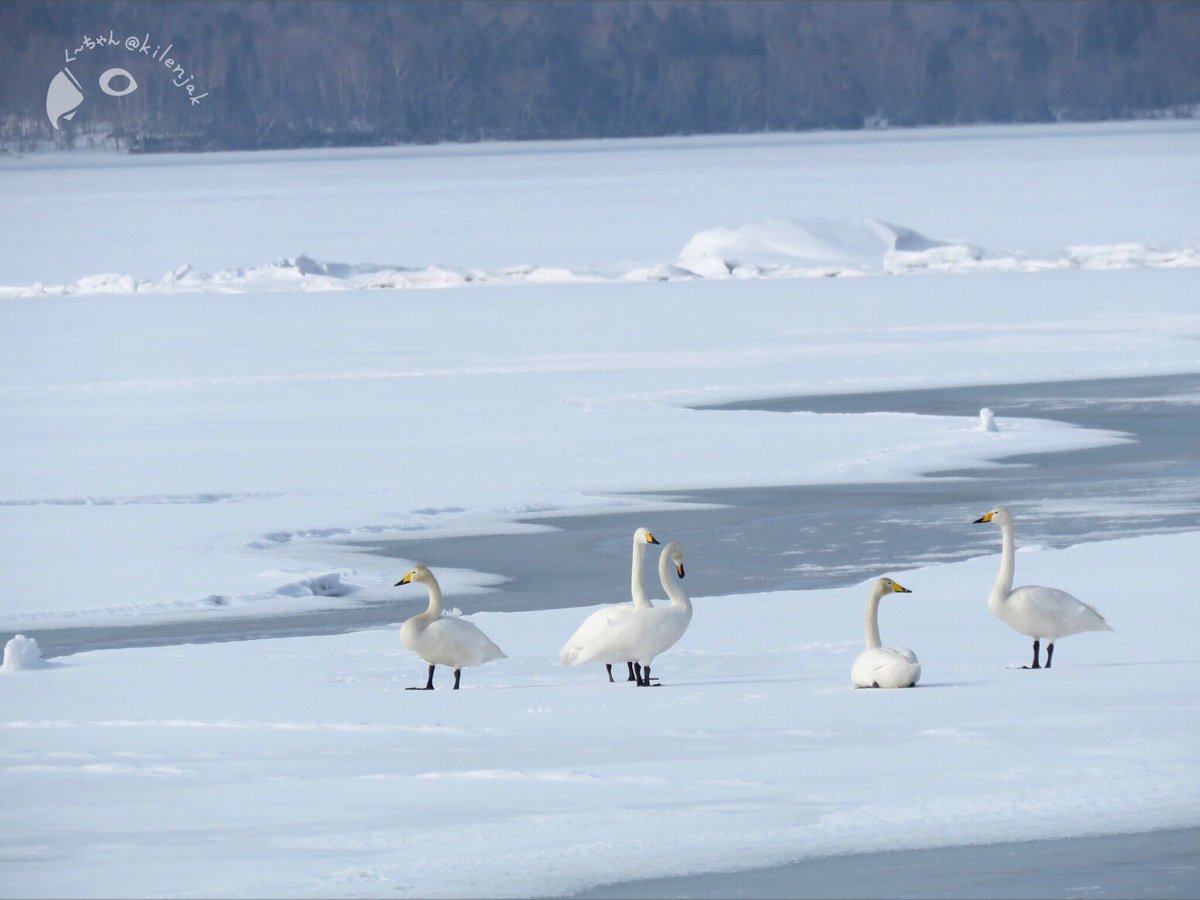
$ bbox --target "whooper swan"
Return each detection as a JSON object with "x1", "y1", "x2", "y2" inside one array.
[
  {"x1": 973, "y1": 506, "x2": 1112, "y2": 669},
  {"x1": 575, "y1": 541, "x2": 691, "y2": 687},
  {"x1": 851, "y1": 577, "x2": 921, "y2": 689},
  {"x1": 395, "y1": 565, "x2": 506, "y2": 690},
  {"x1": 558, "y1": 527, "x2": 660, "y2": 682}
]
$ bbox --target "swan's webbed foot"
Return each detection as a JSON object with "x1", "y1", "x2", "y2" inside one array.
[
  {"x1": 1045, "y1": 643, "x2": 1054, "y2": 669},
  {"x1": 453, "y1": 668, "x2": 462, "y2": 690},
  {"x1": 407, "y1": 663, "x2": 436, "y2": 690}
]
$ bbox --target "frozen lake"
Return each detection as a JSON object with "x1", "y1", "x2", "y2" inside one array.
[
  {"x1": 15, "y1": 370, "x2": 1199, "y2": 658},
  {"x1": 2, "y1": 123, "x2": 1198, "y2": 898}
]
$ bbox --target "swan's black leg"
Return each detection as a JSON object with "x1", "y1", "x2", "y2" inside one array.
[
  {"x1": 637, "y1": 664, "x2": 661, "y2": 687},
  {"x1": 453, "y1": 668, "x2": 462, "y2": 690},
  {"x1": 407, "y1": 663, "x2": 436, "y2": 690},
  {"x1": 605, "y1": 663, "x2": 615, "y2": 683},
  {"x1": 1024, "y1": 640, "x2": 1041, "y2": 670},
  {"x1": 1045, "y1": 643, "x2": 1054, "y2": 669},
  {"x1": 633, "y1": 662, "x2": 642, "y2": 684},
  {"x1": 626, "y1": 661, "x2": 637, "y2": 682}
]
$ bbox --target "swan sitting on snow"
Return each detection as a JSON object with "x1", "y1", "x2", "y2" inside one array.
[
  {"x1": 558, "y1": 527, "x2": 660, "y2": 682},
  {"x1": 973, "y1": 506, "x2": 1112, "y2": 669},
  {"x1": 572, "y1": 541, "x2": 691, "y2": 687},
  {"x1": 851, "y1": 577, "x2": 921, "y2": 689},
  {"x1": 395, "y1": 565, "x2": 506, "y2": 690}
]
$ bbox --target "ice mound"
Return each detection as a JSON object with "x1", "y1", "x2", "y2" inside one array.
[
  {"x1": 977, "y1": 408, "x2": 998, "y2": 432},
  {"x1": 274, "y1": 571, "x2": 358, "y2": 598},
  {"x1": 675, "y1": 218, "x2": 979, "y2": 277},
  {"x1": 1, "y1": 635, "x2": 46, "y2": 672}
]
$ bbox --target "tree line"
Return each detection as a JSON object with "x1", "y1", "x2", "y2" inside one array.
[{"x1": 2, "y1": 0, "x2": 1197, "y2": 152}]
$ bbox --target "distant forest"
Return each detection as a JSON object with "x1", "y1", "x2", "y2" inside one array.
[{"x1": 3, "y1": 0, "x2": 1198, "y2": 152}]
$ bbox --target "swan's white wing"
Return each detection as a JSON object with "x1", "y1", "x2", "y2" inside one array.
[
  {"x1": 852, "y1": 647, "x2": 921, "y2": 688},
  {"x1": 616, "y1": 606, "x2": 694, "y2": 665},
  {"x1": 559, "y1": 603, "x2": 637, "y2": 666},
  {"x1": 419, "y1": 616, "x2": 506, "y2": 668},
  {"x1": 1007, "y1": 585, "x2": 1112, "y2": 640}
]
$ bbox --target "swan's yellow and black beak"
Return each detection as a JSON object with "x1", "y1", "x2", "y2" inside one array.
[
  {"x1": 892, "y1": 581, "x2": 911, "y2": 593},
  {"x1": 676, "y1": 563, "x2": 685, "y2": 578},
  {"x1": 646, "y1": 532, "x2": 660, "y2": 545},
  {"x1": 973, "y1": 512, "x2": 995, "y2": 524},
  {"x1": 395, "y1": 571, "x2": 414, "y2": 586}
]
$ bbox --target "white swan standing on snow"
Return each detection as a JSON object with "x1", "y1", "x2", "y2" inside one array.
[
  {"x1": 395, "y1": 565, "x2": 506, "y2": 690},
  {"x1": 574, "y1": 541, "x2": 691, "y2": 687},
  {"x1": 851, "y1": 577, "x2": 921, "y2": 689},
  {"x1": 974, "y1": 506, "x2": 1112, "y2": 669},
  {"x1": 558, "y1": 527, "x2": 660, "y2": 682}
]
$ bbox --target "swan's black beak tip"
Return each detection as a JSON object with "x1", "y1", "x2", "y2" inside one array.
[
  {"x1": 972, "y1": 515, "x2": 987, "y2": 524},
  {"x1": 676, "y1": 564, "x2": 685, "y2": 578}
]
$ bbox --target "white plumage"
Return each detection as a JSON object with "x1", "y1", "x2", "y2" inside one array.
[
  {"x1": 851, "y1": 577, "x2": 921, "y2": 689},
  {"x1": 396, "y1": 565, "x2": 505, "y2": 690},
  {"x1": 974, "y1": 506, "x2": 1112, "y2": 669},
  {"x1": 572, "y1": 541, "x2": 691, "y2": 686},
  {"x1": 558, "y1": 527, "x2": 659, "y2": 680}
]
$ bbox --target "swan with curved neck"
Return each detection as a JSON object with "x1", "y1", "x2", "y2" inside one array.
[
  {"x1": 396, "y1": 565, "x2": 506, "y2": 690},
  {"x1": 559, "y1": 527, "x2": 660, "y2": 681},
  {"x1": 974, "y1": 506, "x2": 1112, "y2": 669},
  {"x1": 851, "y1": 577, "x2": 921, "y2": 689},
  {"x1": 576, "y1": 542, "x2": 691, "y2": 687}
]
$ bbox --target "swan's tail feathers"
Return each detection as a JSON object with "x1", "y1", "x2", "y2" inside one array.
[
  {"x1": 558, "y1": 645, "x2": 583, "y2": 667},
  {"x1": 1086, "y1": 603, "x2": 1113, "y2": 631}
]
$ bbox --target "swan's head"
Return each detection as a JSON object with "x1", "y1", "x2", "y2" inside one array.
[
  {"x1": 661, "y1": 541, "x2": 685, "y2": 578},
  {"x1": 396, "y1": 565, "x2": 434, "y2": 587},
  {"x1": 973, "y1": 505, "x2": 1010, "y2": 525},
  {"x1": 878, "y1": 577, "x2": 911, "y2": 595},
  {"x1": 635, "y1": 527, "x2": 660, "y2": 546}
]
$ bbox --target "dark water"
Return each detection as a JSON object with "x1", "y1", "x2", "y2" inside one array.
[
  {"x1": 16, "y1": 372, "x2": 1199, "y2": 658},
  {"x1": 360, "y1": 371, "x2": 1200, "y2": 608},
  {"x1": 568, "y1": 827, "x2": 1200, "y2": 900}
]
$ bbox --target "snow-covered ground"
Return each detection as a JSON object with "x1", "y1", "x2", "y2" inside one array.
[
  {"x1": 3, "y1": 533, "x2": 1198, "y2": 898},
  {"x1": 1, "y1": 121, "x2": 1199, "y2": 896}
]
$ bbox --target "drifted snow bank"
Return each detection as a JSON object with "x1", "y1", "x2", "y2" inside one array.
[
  {"x1": 1, "y1": 635, "x2": 46, "y2": 672},
  {"x1": 665, "y1": 217, "x2": 981, "y2": 279},
  {"x1": 2, "y1": 219, "x2": 1195, "y2": 297}
]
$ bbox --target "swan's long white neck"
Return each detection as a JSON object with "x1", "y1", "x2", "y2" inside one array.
[
  {"x1": 991, "y1": 514, "x2": 1016, "y2": 607},
  {"x1": 631, "y1": 537, "x2": 652, "y2": 609},
  {"x1": 418, "y1": 577, "x2": 445, "y2": 620},
  {"x1": 864, "y1": 582, "x2": 885, "y2": 650},
  {"x1": 658, "y1": 551, "x2": 691, "y2": 610}
]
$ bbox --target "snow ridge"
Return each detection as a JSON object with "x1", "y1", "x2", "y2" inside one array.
[{"x1": 2, "y1": 219, "x2": 1195, "y2": 297}]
